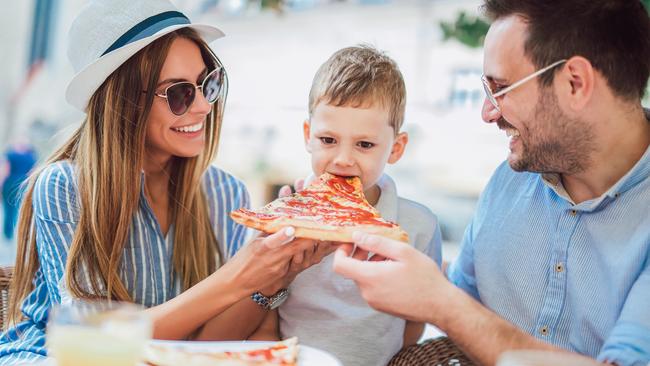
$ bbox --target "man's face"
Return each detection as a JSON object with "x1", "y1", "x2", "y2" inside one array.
[{"x1": 481, "y1": 15, "x2": 594, "y2": 174}]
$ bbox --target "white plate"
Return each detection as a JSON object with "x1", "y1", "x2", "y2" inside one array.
[{"x1": 149, "y1": 340, "x2": 343, "y2": 366}]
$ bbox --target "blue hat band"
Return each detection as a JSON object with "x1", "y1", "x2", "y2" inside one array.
[{"x1": 102, "y1": 11, "x2": 190, "y2": 56}]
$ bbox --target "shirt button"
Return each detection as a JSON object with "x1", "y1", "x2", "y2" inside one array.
[
  {"x1": 540, "y1": 326, "x2": 549, "y2": 336},
  {"x1": 555, "y1": 262, "x2": 564, "y2": 273},
  {"x1": 569, "y1": 209, "x2": 577, "y2": 216}
]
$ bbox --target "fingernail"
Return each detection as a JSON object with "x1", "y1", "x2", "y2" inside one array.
[
  {"x1": 285, "y1": 227, "x2": 295, "y2": 237},
  {"x1": 352, "y1": 231, "x2": 363, "y2": 242}
]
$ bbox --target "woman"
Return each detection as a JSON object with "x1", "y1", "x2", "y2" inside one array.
[{"x1": 0, "y1": 0, "x2": 329, "y2": 364}]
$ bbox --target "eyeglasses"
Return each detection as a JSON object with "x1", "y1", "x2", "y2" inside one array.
[
  {"x1": 150, "y1": 67, "x2": 225, "y2": 115},
  {"x1": 481, "y1": 59, "x2": 567, "y2": 111}
]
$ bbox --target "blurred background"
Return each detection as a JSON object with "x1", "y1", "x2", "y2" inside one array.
[{"x1": 0, "y1": 0, "x2": 648, "y2": 266}]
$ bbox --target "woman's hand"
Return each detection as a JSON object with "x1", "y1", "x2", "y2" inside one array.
[
  {"x1": 258, "y1": 178, "x2": 342, "y2": 293},
  {"x1": 219, "y1": 227, "x2": 316, "y2": 296},
  {"x1": 256, "y1": 240, "x2": 342, "y2": 296}
]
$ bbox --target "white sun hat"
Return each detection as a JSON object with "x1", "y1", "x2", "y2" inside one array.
[{"x1": 65, "y1": 0, "x2": 225, "y2": 112}]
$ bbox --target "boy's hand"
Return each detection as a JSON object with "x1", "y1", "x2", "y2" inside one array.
[
  {"x1": 338, "y1": 243, "x2": 388, "y2": 262},
  {"x1": 260, "y1": 239, "x2": 341, "y2": 294},
  {"x1": 286, "y1": 240, "x2": 340, "y2": 281},
  {"x1": 278, "y1": 178, "x2": 305, "y2": 197}
]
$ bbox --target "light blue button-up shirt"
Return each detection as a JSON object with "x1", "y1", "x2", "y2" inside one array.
[
  {"x1": 448, "y1": 145, "x2": 650, "y2": 366},
  {"x1": 0, "y1": 161, "x2": 250, "y2": 365}
]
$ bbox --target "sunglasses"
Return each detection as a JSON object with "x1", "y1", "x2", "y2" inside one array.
[
  {"x1": 481, "y1": 59, "x2": 567, "y2": 112},
  {"x1": 151, "y1": 67, "x2": 225, "y2": 115}
]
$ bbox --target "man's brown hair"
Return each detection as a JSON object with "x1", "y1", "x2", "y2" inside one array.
[
  {"x1": 308, "y1": 45, "x2": 406, "y2": 134},
  {"x1": 482, "y1": 0, "x2": 650, "y2": 101}
]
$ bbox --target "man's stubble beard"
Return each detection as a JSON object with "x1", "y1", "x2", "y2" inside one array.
[{"x1": 507, "y1": 88, "x2": 596, "y2": 175}]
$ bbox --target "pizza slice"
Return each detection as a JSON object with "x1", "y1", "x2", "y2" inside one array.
[
  {"x1": 143, "y1": 337, "x2": 298, "y2": 366},
  {"x1": 230, "y1": 173, "x2": 409, "y2": 243}
]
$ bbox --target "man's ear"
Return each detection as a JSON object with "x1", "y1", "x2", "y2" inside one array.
[
  {"x1": 388, "y1": 132, "x2": 408, "y2": 164},
  {"x1": 303, "y1": 119, "x2": 312, "y2": 153},
  {"x1": 559, "y1": 56, "x2": 594, "y2": 112}
]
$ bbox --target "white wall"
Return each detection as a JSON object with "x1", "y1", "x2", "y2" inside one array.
[{"x1": 0, "y1": 2, "x2": 35, "y2": 143}]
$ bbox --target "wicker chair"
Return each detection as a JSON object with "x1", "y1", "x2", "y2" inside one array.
[
  {"x1": 0, "y1": 266, "x2": 14, "y2": 332},
  {"x1": 388, "y1": 336, "x2": 475, "y2": 366}
]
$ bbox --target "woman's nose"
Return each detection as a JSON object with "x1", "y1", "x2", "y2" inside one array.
[{"x1": 190, "y1": 87, "x2": 212, "y2": 115}]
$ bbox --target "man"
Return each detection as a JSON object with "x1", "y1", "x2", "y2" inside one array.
[{"x1": 333, "y1": 1, "x2": 650, "y2": 365}]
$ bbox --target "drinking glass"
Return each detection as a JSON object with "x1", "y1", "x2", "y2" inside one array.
[{"x1": 47, "y1": 300, "x2": 152, "y2": 366}]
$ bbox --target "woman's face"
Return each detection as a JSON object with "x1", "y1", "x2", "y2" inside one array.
[{"x1": 145, "y1": 37, "x2": 212, "y2": 163}]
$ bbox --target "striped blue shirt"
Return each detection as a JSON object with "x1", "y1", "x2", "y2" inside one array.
[
  {"x1": 448, "y1": 145, "x2": 650, "y2": 366},
  {"x1": 0, "y1": 161, "x2": 250, "y2": 365}
]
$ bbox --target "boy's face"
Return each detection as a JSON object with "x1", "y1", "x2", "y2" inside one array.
[{"x1": 304, "y1": 102, "x2": 408, "y2": 191}]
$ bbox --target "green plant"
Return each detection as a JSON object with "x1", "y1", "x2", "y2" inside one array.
[
  {"x1": 261, "y1": 0, "x2": 284, "y2": 12},
  {"x1": 439, "y1": 11, "x2": 490, "y2": 48}
]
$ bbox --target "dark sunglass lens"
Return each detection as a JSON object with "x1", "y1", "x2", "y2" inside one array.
[
  {"x1": 167, "y1": 83, "x2": 195, "y2": 115},
  {"x1": 202, "y1": 70, "x2": 222, "y2": 103}
]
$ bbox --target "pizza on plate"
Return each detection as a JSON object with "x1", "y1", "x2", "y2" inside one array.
[
  {"x1": 230, "y1": 173, "x2": 408, "y2": 243},
  {"x1": 143, "y1": 337, "x2": 298, "y2": 366}
]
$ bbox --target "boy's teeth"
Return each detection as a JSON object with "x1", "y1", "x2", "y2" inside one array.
[{"x1": 172, "y1": 122, "x2": 203, "y2": 133}]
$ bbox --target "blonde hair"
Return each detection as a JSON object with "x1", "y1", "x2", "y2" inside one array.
[
  {"x1": 308, "y1": 45, "x2": 406, "y2": 134},
  {"x1": 9, "y1": 28, "x2": 226, "y2": 324}
]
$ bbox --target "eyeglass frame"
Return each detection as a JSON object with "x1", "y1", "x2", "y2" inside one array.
[
  {"x1": 143, "y1": 51, "x2": 229, "y2": 116},
  {"x1": 481, "y1": 59, "x2": 567, "y2": 112}
]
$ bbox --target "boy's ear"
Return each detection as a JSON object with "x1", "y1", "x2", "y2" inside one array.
[
  {"x1": 303, "y1": 119, "x2": 312, "y2": 153},
  {"x1": 388, "y1": 132, "x2": 408, "y2": 164}
]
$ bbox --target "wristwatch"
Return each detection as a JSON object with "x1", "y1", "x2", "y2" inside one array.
[{"x1": 251, "y1": 288, "x2": 289, "y2": 310}]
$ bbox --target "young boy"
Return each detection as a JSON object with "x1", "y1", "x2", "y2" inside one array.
[{"x1": 250, "y1": 45, "x2": 442, "y2": 366}]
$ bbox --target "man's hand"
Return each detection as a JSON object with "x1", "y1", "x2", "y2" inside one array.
[
  {"x1": 332, "y1": 232, "x2": 454, "y2": 324},
  {"x1": 332, "y1": 233, "x2": 599, "y2": 366}
]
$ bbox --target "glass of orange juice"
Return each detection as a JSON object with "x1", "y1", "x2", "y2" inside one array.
[{"x1": 47, "y1": 300, "x2": 152, "y2": 366}]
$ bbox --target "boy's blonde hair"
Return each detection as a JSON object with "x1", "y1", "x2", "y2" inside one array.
[{"x1": 308, "y1": 45, "x2": 406, "y2": 134}]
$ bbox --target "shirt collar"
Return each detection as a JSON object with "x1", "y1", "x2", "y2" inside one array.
[
  {"x1": 374, "y1": 174, "x2": 399, "y2": 222},
  {"x1": 541, "y1": 173, "x2": 574, "y2": 204}
]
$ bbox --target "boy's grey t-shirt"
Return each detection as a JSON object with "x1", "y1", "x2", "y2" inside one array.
[{"x1": 279, "y1": 174, "x2": 442, "y2": 366}]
